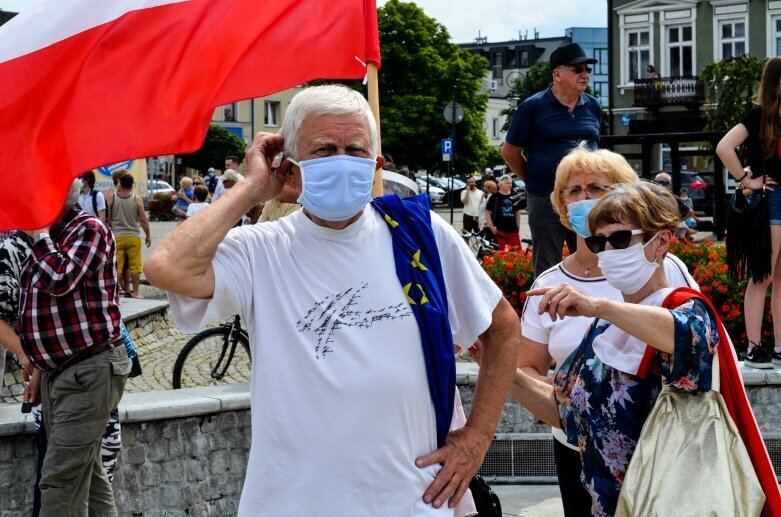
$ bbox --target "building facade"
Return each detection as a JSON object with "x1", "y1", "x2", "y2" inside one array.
[
  {"x1": 609, "y1": 0, "x2": 781, "y2": 137},
  {"x1": 212, "y1": 86, "x2": 303, "y2": 147}
]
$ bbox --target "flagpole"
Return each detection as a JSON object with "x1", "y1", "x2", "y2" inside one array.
[{"x1": 368, "y1": 62, "x2": 384, "y2": 198}]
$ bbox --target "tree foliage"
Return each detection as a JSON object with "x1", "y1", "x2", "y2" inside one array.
[
  {"x1": 701, "y1": 55, "x2": 766, "y2": 131},
  {"x1": 343, "y1": 0, "x2": 493, "y2": 174},
  {"x1": 180, "y1": 125, "x2": 246, "y2": 173}
]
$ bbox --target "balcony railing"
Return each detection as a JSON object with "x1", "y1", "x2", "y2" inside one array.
[{"x1": 633, "y1": 76, "x2": 704, "y2": 107}]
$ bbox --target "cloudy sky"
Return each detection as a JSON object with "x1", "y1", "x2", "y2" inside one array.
[
  {"x1": 1, "y1": 0, "x2": 608, "y2": 44},
  {"x1": 378, "y1": 0, "x2": 608, "y2": 43}
]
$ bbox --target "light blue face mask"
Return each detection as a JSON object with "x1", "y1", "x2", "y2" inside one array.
[
  {"x1": 567, "y1": 198, "x2": 598, "y2": 238},
  {"x1": 288, "y1": 155, "x2": 377, "y2": 221}
]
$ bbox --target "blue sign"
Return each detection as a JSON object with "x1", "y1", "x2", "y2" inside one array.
[
  {"x1": 621, "y1": 114, "x2": 632, "y2": 126},
  {"x1": 442, "y1": 138, "x2": 453, "y2": 154}
]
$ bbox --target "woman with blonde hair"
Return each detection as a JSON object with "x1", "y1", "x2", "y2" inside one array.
[
  {"x1": 511, "y1": 143, "x2": 698, "y2": 515},
  {"x1": 716, "y1": 56, "x2": 781, "y2": 368}
]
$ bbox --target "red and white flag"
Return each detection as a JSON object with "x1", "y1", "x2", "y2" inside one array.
[{"x1": 0, "y1": 0, "x2": 380, "y2": 230}]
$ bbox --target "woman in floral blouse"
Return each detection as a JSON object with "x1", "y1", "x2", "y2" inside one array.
[{"x1": 516, "y1": 182, "x2": 720, "y2": 516}]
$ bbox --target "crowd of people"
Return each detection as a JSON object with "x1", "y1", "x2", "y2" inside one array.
[{"x1": 2, "y1": 45, "x2": 781, "y2": 517}]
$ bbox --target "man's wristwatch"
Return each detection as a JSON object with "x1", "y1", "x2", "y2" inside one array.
[{"x1": 34, "y1": 232, "x2": 50, "y2": 243}]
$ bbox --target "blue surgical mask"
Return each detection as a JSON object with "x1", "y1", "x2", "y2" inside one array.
[
  {"x1": 567, "y1": 199, "x2": 598, "y2": 238},
  {"x1": 289, "y1": 155, "x2": 376, "y2": 221}
]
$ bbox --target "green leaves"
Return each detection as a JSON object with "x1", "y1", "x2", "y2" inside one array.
[
  {"x1": 372, "y1": 0, "x2": 493, "y2": 173},
  {"x1": 701, "y1": 55, "x2": 766, "y2": 132},
  {"x1": 180, "y1": 125, "x2": 246, "y2": 173}
]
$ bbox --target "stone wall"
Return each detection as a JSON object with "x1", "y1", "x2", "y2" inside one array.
[{"x1": 0, "y1": 387, "x2": 251, "y2": 517}]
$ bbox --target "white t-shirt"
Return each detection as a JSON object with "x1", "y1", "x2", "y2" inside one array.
[
  {"x1": 521, "y1": 253, "x2": 698, "y2": 448},
  {"x1": 77, "y1": 190, "x2": 106, "y2": 216},
  {"x1": 460, "y1": 188, "x2": 484, "y2": 217},
  {"x1": 168, "y1": 207, "x2": 502, "y2": 516},
  {"x1": 186, "y1": 202, "x2": 209, "y2": 217}
]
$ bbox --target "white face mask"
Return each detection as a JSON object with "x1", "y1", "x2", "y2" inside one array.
[
  {"x1": 288, "y1": 155, "x2": 376, "y2": 221},
  {"x1": 597, "y1": 233, "x2": 660, "y2": 294}
]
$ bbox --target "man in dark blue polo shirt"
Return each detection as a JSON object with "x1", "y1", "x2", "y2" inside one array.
[{"x1": 501, "y1": 43, "x2": 601, "y2": 276}]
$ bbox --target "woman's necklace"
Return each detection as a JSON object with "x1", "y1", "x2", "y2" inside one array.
[{"x1": 575, "y1": 253, "x2": 598, "y2": 278}]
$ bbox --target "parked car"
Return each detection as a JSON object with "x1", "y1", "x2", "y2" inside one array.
[
  {"x1": 144, "y1": 179, "x2": 177, "y2": 209},
  {"x1": 654, "y1": 170, "x2": 714, "y2": 215},
  {"x1": 415, "y1": 177, "x2": 445, "y2": 204}
]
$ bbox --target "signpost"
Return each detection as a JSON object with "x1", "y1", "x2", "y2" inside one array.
[{"x1": 443, "y1": 101, "x2": 464, "y2": 223}]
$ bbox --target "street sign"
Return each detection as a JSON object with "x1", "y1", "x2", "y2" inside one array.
[
  {"x1": 442, "y1": 138, "x2": 453, "y2": 161},
  {"x1": 621, "y1": 114, "x2": 631, "y2": 126},
  {"x1": 443, "y1": 103, "x2": 464, "y2": 124}
]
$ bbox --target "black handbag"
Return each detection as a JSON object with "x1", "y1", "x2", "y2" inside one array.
[
  {"x1": 726, "y1": 179, "x2": 771, "y2": 282},
  {"x1": 468, "y1": 475, "x2": 502, "y2": 516}
]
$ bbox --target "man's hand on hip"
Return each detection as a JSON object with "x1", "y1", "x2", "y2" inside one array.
[{"x1": 416, "y1": 424, "x2": 491, "y2": 509}]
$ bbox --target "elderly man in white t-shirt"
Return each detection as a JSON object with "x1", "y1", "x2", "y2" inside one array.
[{"x1": 145, "y1": 84, "x2": 520, "y2": 516}]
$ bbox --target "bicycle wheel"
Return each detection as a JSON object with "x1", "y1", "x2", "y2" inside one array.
[{"x1": 172, "y1": 327, "x2": 252, "y2": 389}]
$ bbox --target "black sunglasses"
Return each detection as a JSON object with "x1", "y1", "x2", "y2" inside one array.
[
  {"x1": 655, "y1": 179, "x2": 670, "y2": 186},
  {"x1": 560, "y1": 65, "x2": 592, "y2": 74},
  {"x1": 585, "y1": 229, "x2": 645, "y2": 254}
]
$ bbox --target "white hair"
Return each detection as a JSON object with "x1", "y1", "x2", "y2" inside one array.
[
  {"x1": 280, "y1": 84, "x2": 378, "y2": 159},
  {"x1": 64, "y1": 179, "x2": 80, "y2": 210}
]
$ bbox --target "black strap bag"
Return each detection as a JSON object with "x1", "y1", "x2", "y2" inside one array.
[
  {"x1": 726, "y1": 179, "x2": 771, "y2": 282},
  {"x1": 468, "y1": 475, "x2": 502, "y2": 516}
]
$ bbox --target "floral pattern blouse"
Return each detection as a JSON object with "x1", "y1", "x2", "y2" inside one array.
[{"x1": 553, "y1": 296, "x2": 718, "y2": 516}]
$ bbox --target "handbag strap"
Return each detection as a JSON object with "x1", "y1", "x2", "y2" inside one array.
[{"x1": 712, "y1": 350, "x2": 720, "y2": 393}]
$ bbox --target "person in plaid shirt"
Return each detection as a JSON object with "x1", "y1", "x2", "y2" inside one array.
[{"x1": 18, "y1": 179, "x2": 131, "y2": 517}]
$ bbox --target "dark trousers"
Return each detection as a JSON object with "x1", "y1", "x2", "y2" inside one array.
[
  {"x1": 462, "y1": 213, "x2": 479, "y2": 233},
  {"x1": 527, "y1": 193, "x2": 577, "y2": 277},
  {"x1": 554, "y1": 439, "x2": 592, "y2": 517}
]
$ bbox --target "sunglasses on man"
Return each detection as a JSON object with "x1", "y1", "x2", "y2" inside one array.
[
  {"x1": 559, "y1": 65, "x2": 592, "y2": 74},
  {"x1": 584, "y1": 229, "x2": 645, "y2": 254},
  {"x1": 655, "y1": 179, "x2": 670, "y2": 186}
]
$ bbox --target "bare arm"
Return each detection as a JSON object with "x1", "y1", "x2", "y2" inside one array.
[
  {"x1": 716, "y1": 124, "x2": 770, "y2": 191},
  {"x1": 417, "y1": 296, "x2": 521, "y2": 509},
  {"x1": 501, "y1": 142, "x2": 526, "y2": 180},
  {"x1": 144, "y1": 133, "x2": 286, "y2": 298},
  {"x1": 529, "y1": 284, "x2": 676, "y2": 354},
  {"x1": 0, "y1": 319, "x2": 27, "y2": 369},
  {"x1": 135, "y1": 196, "x2": 152, "y2": 247}
]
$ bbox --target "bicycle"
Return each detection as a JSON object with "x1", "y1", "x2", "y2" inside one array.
[
  {"x1": 172, "y1": 315, "x2": 252, "y2": 389},
  {"x1": 462, "y1": 229, "x2": 499, "y2": 261}
]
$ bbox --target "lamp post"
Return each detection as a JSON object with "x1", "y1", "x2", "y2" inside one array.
[{"x1": 443, "y1": 89, "x2": 464, "y2": 224}]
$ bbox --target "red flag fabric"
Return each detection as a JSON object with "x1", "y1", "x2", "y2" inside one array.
[
  {"x1": 0, "y1": 0, "x2": 380, "y2": 231},
  {"x1": 664, "y1": 288, "x2": 781, "y2": 516}
]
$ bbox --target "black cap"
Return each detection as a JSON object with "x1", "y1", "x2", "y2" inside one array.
[{"x1": 549, "y1": 43, "x2": 598, "y2": 69}]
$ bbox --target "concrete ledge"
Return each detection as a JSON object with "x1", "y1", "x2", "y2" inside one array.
[
  {"x1": 118, "y1": 298, "x2": 169, "y2": 323},
  {"x1": 0, "y1": 383, "x2": 251, "y2": 437}
]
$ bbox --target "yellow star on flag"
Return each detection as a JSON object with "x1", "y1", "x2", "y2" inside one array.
[
  {"x1": 410, "y1": 250, "x2": 428, "y2": 271},
  {"x1": 417, "y1": 284, "x2": 430, "y2": 304}
]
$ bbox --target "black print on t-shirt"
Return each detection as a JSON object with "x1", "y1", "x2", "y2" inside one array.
[{"x1": 296, "y1": 282, "x2": 412, "y2": 359}]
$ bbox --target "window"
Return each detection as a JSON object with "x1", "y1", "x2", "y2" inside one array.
[
  {"x1": 773, "y1": 16, "x2": 781, "y2": 56},
  {"x1": 264, "y1": 101, "x2": 280, "y2": 127},
  {"x1": 626, "y1": 29, "x2": 650, "y2": 82},
  {"x1": 593, "y1": 81, "x2": 609, "y2": 107},
  {"x1": 492, "y1": 118, "x2": 501, "y2": 139},
  {"x1": 520, "y1": 50, "x2": 529, "y2": 68},
  {"x1": 718, "y1": 19, "x2": 746, "y2": 59},
  {"x1": 593, "y1": 48, "x2": 608, "y2": 75},
  {"x1": 667, "y1": 25, "x2": 693, "y2": 76},
  {"x1": 223, "y1": 103, "x2": 236, "y2": 122}
]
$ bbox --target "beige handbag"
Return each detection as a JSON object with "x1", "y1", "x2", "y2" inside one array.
[{"x1": 615, "y1": 353, "x2": 765, "y2": 517}]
